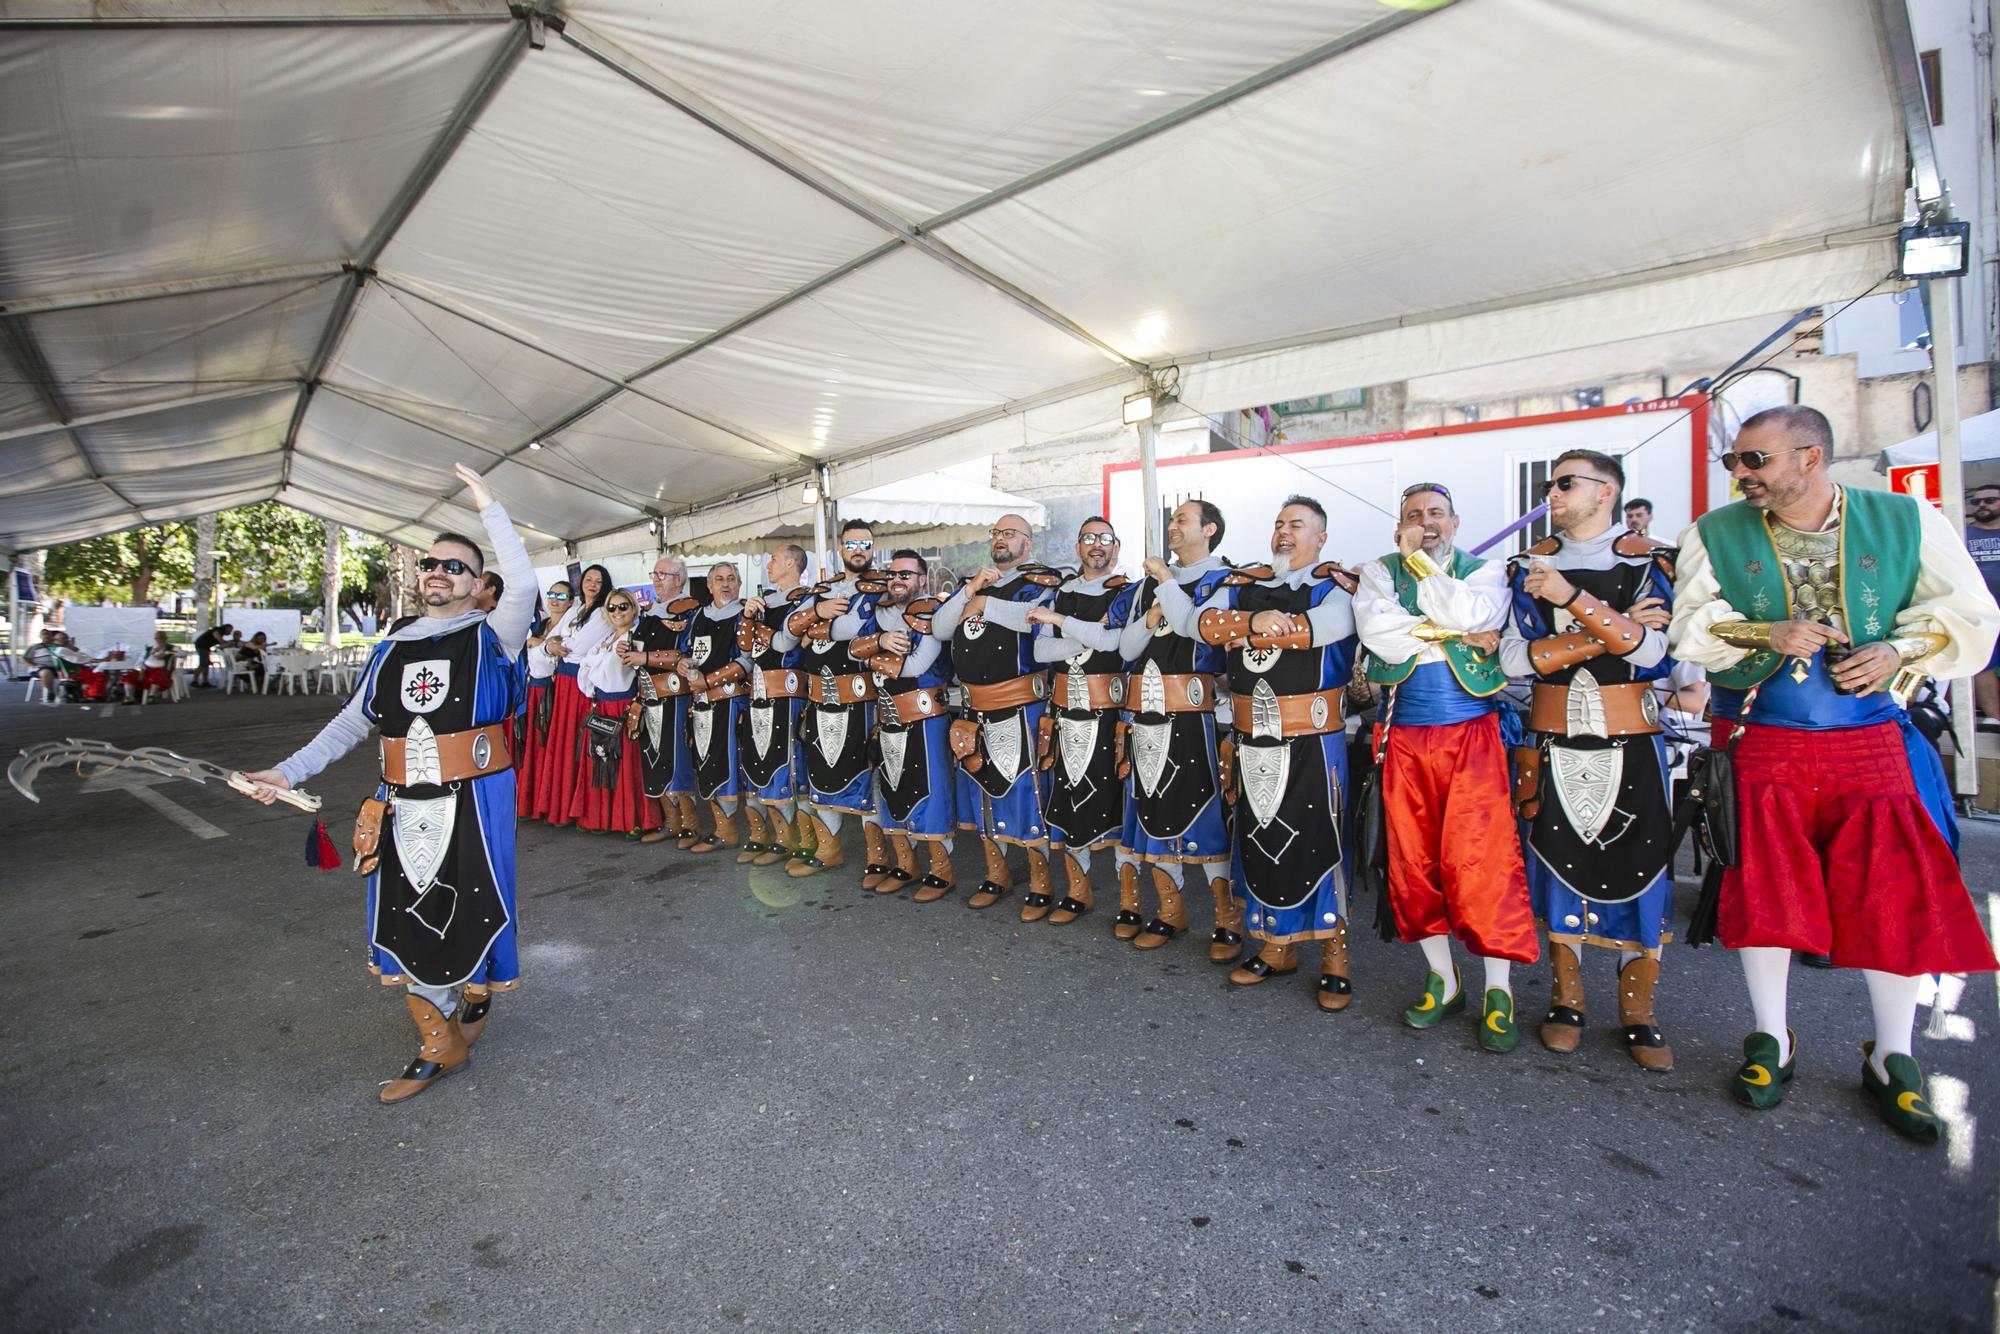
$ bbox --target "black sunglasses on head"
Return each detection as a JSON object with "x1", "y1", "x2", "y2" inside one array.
[{"x1": 418, "y1": 557, "x2": 476, "y2": 576}]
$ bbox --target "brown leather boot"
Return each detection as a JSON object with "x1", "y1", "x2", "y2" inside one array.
[
  {"x1": 1229, "y1": 940, "x2": 1298, "y2": 987},
  {"x1": 914, "y1": 839, "x2": 956, "y2": 902},
  {"x1": 674, "y1": 795, "x2": 701, "y2": 850},
  {"x1": 966, "y1": 838, "x2": 1013, "y2": 909},
  {"x1": 738, "y1": 803, "x2": 771, "y2": 864},
  {"x1": 1112, "y1": 860, "x2": 1144, "y2": 939},
  {"x1": 1540, "y1": 942, "x2": 1586, "y2": 1052},
  {"x1": 860, "y1": 821, "x2": 892, "y2": 890},
  {"x1": 812, "y1": 812, "x2": 846, "y2": 871},
  {"x1": 880, "y1": 831, "x2": 917, "y2": 894},
  {"x1": 1208, "y1": 876, "x2": 1245, "y2": 964},
  {"x1": 640, "y1": 796, "x2": 674, "y2": 843},
  {"x1": 689, "y1": 800, "x2": 739, "y2": 854},
  {"x1": 754, "y1": 805, "x2": 793, "y2": 866},
  {"x1": 1134, "y1": 866, "x2": 1188, "y2": 949},
  {"x1": 380, "y1": 994, "x2": 469, "y2": 1104},
  {"x1": 1316, "y1": 922, "x2": 1353, "y2": 1012},
  {"x1": 454, "y1": 986, "x2": 491, "y2": 1047},
  {"x1": 1020, "y1": 846, "x2": 1056, "y2": 921},
  {"x1": 785, "y1": 808, "x2": 821, "y2": 876},
  {"x1": 1047, "y1": 852, "x2": 1094, "y2": 924},
  {"x1": 1618, "y1": 955, "x2": 1674, "y2": 1071}
]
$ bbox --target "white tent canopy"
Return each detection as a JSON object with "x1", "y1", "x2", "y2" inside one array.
[
  {"x1": 1877, "y1": 408, "x2": 2000, "y2": 468},
  {"x1": 0, "y1": 0, "x2": 1907, "y2": 561}
]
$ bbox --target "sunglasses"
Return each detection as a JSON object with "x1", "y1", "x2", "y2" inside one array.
[
  {"x1": 1401, "y1": 482, "x2": 1452, "y2": 501},
  {"x1": 547, "y1": 591, "x2": 572, "y2": 601},
  {"x1": 887, "y1": 570, "x2": 923, "y2": 580},
  {"x1": 606, "y1": 602, "x2": 636, "y2": 613},
  {"x1": 841, "y1": 539, "x2": 873, "y2": 551},
  {"x1": 1543, "y1": 474, "x2": 1612, "y2": 496},
  {"x1": 1078, "y1": 532, "x2": 1119, "y2": 546},
  {"x1": 418, "y1": 557, "x2": 476, "y2": 576},
  {"x1": 1721, "y1": 445, "x2": 1813, "y2": 472}
]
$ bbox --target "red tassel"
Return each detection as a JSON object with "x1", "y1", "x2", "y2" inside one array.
[{"x1": 305, "y1": 817, "x2": 342, "y2": 871}]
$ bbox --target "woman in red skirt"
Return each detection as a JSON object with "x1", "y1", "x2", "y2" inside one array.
[
  {"x1": 570, "y1": 592, "x2": 662, "y2": 836},
  {"x1": 533, "y1": 564, "x2": 611, "y2": 825},
  {"x1": 517, "y1": 580, "x2": 571, "y2": 819}
]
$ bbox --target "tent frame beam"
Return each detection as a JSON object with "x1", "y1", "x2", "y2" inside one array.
[
  {"x1": 0, "y1": 381, "x2": 297, "y2": 445},
  {"x1": 278, "y1": 16, "x2": 532, "y2": 493},
  {"x1": 0, "y1": 8, "x2": 516, "y2": 30},
  {"x1": 0, "y1": 314, "x2": 143, "y2": 515},
  {"x1": 0, "y1": 263, "x2": 348, "y2": 318},
  {"x1": 560, "y1": 21, "x2": 1142, "y2": 371},
  {"x1": 1873, "y1": 0, "x2": 1947, "y2": 210}
]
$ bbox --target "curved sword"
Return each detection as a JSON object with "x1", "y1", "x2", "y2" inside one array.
[{"x1": 8, "y1": 737, "x2": 322, "y2": 812}]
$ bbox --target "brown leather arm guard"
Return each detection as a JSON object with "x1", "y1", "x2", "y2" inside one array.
[
  {"x1": 848, "y1": 633, "x2": 882, "y2": 661},
  {"x1": 1217, "y1": 736, "x2": 1236, "y2": 805},
  {"x1": 352, "y1": 796, "x2": 388, "y2": 877},
  {"x1": 1528, "y1": 631, "x2": 1606, "y2": 673},
  {"x1": 1198, "y1": 608, "x2": 1252, "y2": 646},
  {"x1": 705, "y1": 661, "x2": 747, "y2": 689},
  {"x1": 738, "y1": 618, "x2": 773, "y2": 654},
  {"x1": 904, "y1": 597, "x2": 939, "y2": 637},
  {"x1": 1567, "y1": 590, "x2": 1647, "y2": 656},
  {"x1": 948, "y1": 718, "x2": 982, "y2": 773},
  {"x1": 865, "y1": 651, "x2": 907, "y2": 679},
  {"x1": 645, "y1": 648, "x2": 683, "y2": 670},
  {"x1": 784, "y1": 603, "x2": 821, "y2": 637},
  {"x1": 1511, "y1": 745, "x2": 1544, "y2": 820},
  {"x1": 1245, "y1": 625, "x2": 1312, "y2": 651}
]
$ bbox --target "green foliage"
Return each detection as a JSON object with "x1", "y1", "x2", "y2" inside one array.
[{"x1": 41, "y1": 501, "x2": 389, "y2": 608}]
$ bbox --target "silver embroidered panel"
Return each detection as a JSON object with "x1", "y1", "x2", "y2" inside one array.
[
  {"x1": 1238, "y1": 741, "x2": 1289, "y2": 828},
  {"x1": 1564, "y1": 668, "x2": 1609, "y2": 740},
  {"x1": 643, "y1": 702, "x2": 663, "y2": 750},
  {"x1": 403, "y1": 716, "x2": 443, "y2": 787},
  {"x1": 1138, "y1": 660, "x2": 1166, "y2": 715},
  {"x1": 1248, "y1": 679, "x2": 1283, "y2": 740},
  {"x1": 750, "y1": 703, "x2": 773, "y2": 758},
  {"x1": 393, "y1": 793, "x2": 455, "y2": 893},
  {"x1": 691, "y1": 706, "x2": 715, "y2": 761},
  {"x1": 815, "y1": 704, "x2": 849, "y2": 765},
  {"x1": 1130, "y1": 719, "x2": 1171, "y2": 797},
  {"x1": 879, "y1": 727, "x2": 908, "y2": 789},
  {"x1": 983, "y1": 714, "x2": 1023, "y2": 784},
  {"x1": 1058, "y1": 714, "x2": 1097, "y2": 787},
  {"x1": 1551, "y1": 744, "x2": 1623, "y2": 845}
]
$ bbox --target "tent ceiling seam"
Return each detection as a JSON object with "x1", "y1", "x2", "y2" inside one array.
[
  {"x1": 0, "y1": 262, "x2": 350, "y2": 317},
  {"x1": 558, "y1": 21, "x2": 1141, "y2": 371},
  {"x1": 0, "y1": 381, "x2": 300, "y2": 444},
  {"x1": 0, "y1": 313, "x2": 143, "y2": 518}
]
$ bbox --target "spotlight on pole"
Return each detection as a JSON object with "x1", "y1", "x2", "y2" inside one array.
[
  {"x1": 1898, "y1": 220, "x2": 1971, "y2": 279},
  {"x1": 1123, "y1": 391, "x2": 1155, "y2": 425},
  {"x1": 801, "y1": 481, "x2": 821, "y2": 506}
]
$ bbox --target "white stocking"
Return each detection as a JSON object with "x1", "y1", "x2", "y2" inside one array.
[
  {"x1": 1739, "y1": 945, "x2": 1793, "y2": 1063},
  {"x1": 1863, "y1": 969, "x2": 1922, "y2": 1079},
  {"x1": 408, "y1": 981, "x2": 461, "y2": 1016},
  {"x1": 1150, "y1": 858, "x2": 1182, "y2": 886},
  {"x1": 1068, "y1": 846, "x2": 1092, "y2": 874},
  {"x1": 820, "y1": 809, "x2": 843, "y2": 835},
  {"x1": 1482, "y1": 958, "x2": 1511, "y2": 995},
  {"x1": 1419, "y1": 935, "x2": 1457, "y2": 1000}
]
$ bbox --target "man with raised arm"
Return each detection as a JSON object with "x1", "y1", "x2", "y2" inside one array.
[
  {"x1": 1501, "y1": 450, "x2": 1678, "y2": 1070},
  {"x1": 1354, "y1": 482, "x2": 1538, "y2": 1051},
  {"x1": 1023, "y1": 518, "x2": 1134, "y2": 926},
  {"x1": 1669, "y1": 405, "x2": 1999, "y2": 1140},
  {"x1": 1122, "y1": 501, "x2": 1237, "y2": 960},
  {"x1": 929, "y1": 514, "x2": 1062, "y2": 909},
  {"x1": 244, "y1": 463, "x2": 534, "y2": 1104},
  {"x1": 1173, "y1": 497, "x2": 1359, "y2": 1010}
]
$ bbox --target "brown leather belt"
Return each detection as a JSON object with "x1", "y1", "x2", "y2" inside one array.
[
  {"x1": 645, "y1": 669, "x2": 690, "y2": 698},
  {"x1": 1126, "y1": 671, "x2": 1218, "y2": 715},
  {"x1": 1231, "y1": 687, "x2": 1345, "y2": 739},
  {"x1": 961, "y1": 674, "x2": 1049, "y2": 713},
  {"x1": 750, "y1": 666, "x2": 803, "y2": 702},
  {"x1": 699, "y1": 679, "x2": 745, "y2": 703},
  {"x1": 882, "y1": 685, "x2": 948, "y2": 726},
  {"x1": 1529, "y1": 680, "x2": 1661, "y2": 737},
  {"x1": 806, "y1": 671, "x2": 877, "y2": 706},
  {"x1": 1049, "y1": 671, "x2": 1127, "y2": 712},
  {"x1": 381, "y1": 722, "x2": 512, "y2": 787}
]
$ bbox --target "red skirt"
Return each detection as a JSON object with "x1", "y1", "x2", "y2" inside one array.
[
  {"x1": 516, "y1": 679, "x2": 551, "y2": 819},
  {"x1": 568, "y1": 695, "x2": 661, "y2": 834},
  {"x1": 534, "y1": 670, "x2": 591, "y2": 825},
  {"x1": 1720, "y1": 721, "x2": 1997, "y2": 975},
  {"x1": 140, "y1": 667, "x2": 173, "y2": 693},
  {"x1": 1381, "y1": 714, "x2": 1539, "y2": 963}
]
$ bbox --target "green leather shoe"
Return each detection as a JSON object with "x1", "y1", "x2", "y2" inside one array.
[
  {"x1": 1861, "y1": 1042, "x2": 1942, "y2": 1144},
  {"x1": 1402, "y1": 968, "x2": 1465, "y2": 1029},
  {"x1": 1479, "y1": 988, "x2": 1518, "y2": 1053},
  {"x1": 1731, "y1": 1030, "x2": 1797, "y2": 1109}
]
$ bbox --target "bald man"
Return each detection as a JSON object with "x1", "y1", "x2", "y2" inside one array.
[{"x1": 624, "y1": 555, "x2": 702, "y2": 845}]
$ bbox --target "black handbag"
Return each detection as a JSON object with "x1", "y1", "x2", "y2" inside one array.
[
  {"x1": 1679, "y1": 686, "x2": 1757, "y2": 946},
  {"x1": 582, "y1": 712, "x2": 625, "y2": 791}
]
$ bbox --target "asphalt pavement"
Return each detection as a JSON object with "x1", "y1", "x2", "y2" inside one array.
[{"x1": 0, "y1": 689, "x2": 1995, "y2": 1333}]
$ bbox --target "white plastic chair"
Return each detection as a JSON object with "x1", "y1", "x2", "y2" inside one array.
[{"x1": 223, "y1": 654, "x2": 256, "y2": 694}]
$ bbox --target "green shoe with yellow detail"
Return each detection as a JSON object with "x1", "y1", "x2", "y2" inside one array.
[
  {"x1": 1478, "y1": 989, "x2": 1518, "y2": 1053},
  {"x1": 1402, "y1": 968, "x2": 1465, "y2": 1029},
  {"x1": 1731, "y1": 1029, "x2": 1797, "y2": 1109},
  {"x1": 1861, "y1": 1041, "x2": 1942, "y2": 1144}
]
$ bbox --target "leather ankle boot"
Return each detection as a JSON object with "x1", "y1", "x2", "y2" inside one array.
[
  {"x1": 967, "y1": 839, "x2": 1012, "y2": 909},
  {"x1": 1229, "y1": 940, "x2": 1298, "y2": 987},
  {"x1": 689, "y1": 801, "x2": 739, "y2": 854},
  {"x1": 1112, "y1": 860, "x2": 1143, "y2": 940},
  {"x1": 1541, "y1": 942, "x2": 1586, "y2": 1053},
  {"x1": 914, "y1": 840, "x2": 956, "y2": 902},
  {"x1": 1020, "y1": 846, "x2": 1055, "y2": 921},
  {"x1": 454, "y1": 986, "x2": 492, "y2": 1047},
  {"x1": 380, "y1": 994, "x2": 470, "y2": 1104},
  {"x1": 860, "y1": 821, "x2": 891, "y2": 890},
  {"x1": 1208, "y1": 876, "x2": 1245, "y2": 964},
  {"x1": 880, "y1": 831, "x2": 917, "y2": 894},
  {"x1": 674, "y1": 795, "x2": 701, "y2": 850},
  {"x1": 738, "y1": 804, "x2": 771, "y2": 864},
  {"x1": 1134, "y1": 866, "x2": 1187, "y2": 949},
  {"x1": 1618, "y1": 955, "x2": 1673, "y2": 1071},
  {"x1": 1047, "y1": 852, "x2": 1094, "y2": 924},
  {"x1": 1316, "y1": 922, "x2": 1353, "y2": 1011}
]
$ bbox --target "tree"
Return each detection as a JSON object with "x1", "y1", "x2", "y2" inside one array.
[{"x1": 43, "y1": 524, "x2": 193, "y2": 606}]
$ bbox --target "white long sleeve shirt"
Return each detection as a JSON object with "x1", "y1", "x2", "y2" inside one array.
[{"x1": 1353, "y1": 548, "x2": 1510, "y2": 666}]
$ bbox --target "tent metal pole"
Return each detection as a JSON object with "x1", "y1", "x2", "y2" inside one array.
[
  {"x1": 0, "y1": 314, "x2": 142, "y2": 515},
  {"x1": 0, "y1": 264, "x2": 346, "y2": 318},
  {"x1": 813, "y1": 466, "x2": 832, "y2": 584},
  {"x1": 1138, "y1": 417, "x2": 1163, "y2": 559},
  {"x1": 0, "y1": 11, "x2": 517, "y2": 30},
  {"x1": 1874, "y1": 0, "x2": 1947, "y2": 207},
  {"x1": 0, "y1": 381, "x2": 298, "y2": 445},
  {"x1": 322, "y1": 523, "x2": 343, "y2": 653},
  {"x1": 1924, "y1": 274, "x2": 1979, "y2": 797}
]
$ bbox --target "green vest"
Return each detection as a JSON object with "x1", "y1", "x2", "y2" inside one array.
[
  {"x1": 1694, "y1": 486, "x2": 1921, "y2": 690},
  {"x1": 1364, "y1": 549, "x2": 1510, "y2": 697}
]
